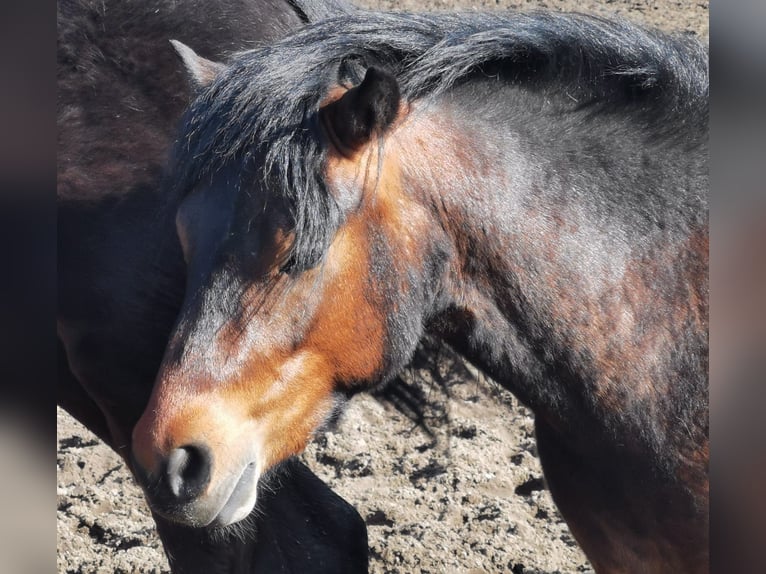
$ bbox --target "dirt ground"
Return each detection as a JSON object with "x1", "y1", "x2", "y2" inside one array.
[{"x1": 57, "y1": 1, "x2": 708, "y2": 573}]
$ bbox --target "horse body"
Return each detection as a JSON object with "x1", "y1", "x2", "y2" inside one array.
[
  {"x1": 58, "y1": 1, "x2": 369, "y2": 572},
  {"x1": 410, "y1": 83, "x2": 708, "y2": 571},
  {"x1": 129, "y1": 11, "x2": 708, "y2": 573}
]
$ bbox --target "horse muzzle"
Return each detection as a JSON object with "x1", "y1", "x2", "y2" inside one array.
[{"x1": 132, "y1": 444, "x2": 261, "y2": 528}]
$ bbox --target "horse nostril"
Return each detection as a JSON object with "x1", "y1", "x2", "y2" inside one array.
[{"x1": 165, "y1": 444, "x2": 211, "y2": 500}]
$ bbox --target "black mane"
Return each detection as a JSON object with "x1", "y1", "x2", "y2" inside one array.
[{"x1": 171, "y1": 10, "x2": 708, "y2": 269}]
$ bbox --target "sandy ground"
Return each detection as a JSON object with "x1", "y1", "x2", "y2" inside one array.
[{"x1": 57, "y1": 1, "x2": 708, "y2": 572}]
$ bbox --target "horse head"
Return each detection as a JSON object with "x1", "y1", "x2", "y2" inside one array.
[{"x1": 130, "y1": 41, "x2": 442, "y2": 527}]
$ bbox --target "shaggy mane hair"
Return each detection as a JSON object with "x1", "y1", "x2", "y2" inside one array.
[{"x1": 171, "y1": 10, "x2": 708, "y2": 270}]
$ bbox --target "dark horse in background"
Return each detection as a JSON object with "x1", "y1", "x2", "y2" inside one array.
[
  {"x1": 57, "y1": 1, "x2": 369, "y2": 572},
  {"x1": 131, "y1": 10, "x2": 709, "y2": 573}
]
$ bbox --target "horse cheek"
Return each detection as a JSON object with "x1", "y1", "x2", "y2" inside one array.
[{"x1": 305, "y1": 222, "x2": 387, "y2": 390}]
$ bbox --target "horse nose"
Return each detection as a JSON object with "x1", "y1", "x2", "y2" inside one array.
[
  {"x1": 132, "y1": 442, "x2": 213, "y2": 506},
  {"x1": 163, "y1": 444, "x2": 212, "y2": 501}
]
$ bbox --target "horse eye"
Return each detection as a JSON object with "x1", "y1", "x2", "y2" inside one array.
[{"x1": 279, "y1": 258, "x2": 298, "y2": 274}]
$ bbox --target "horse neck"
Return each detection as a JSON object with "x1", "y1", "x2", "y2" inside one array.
[{"x1": 399, "y1": 88, "x2": 708, "y2": 420}]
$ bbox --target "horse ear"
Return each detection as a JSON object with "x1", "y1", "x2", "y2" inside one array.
[
  {"x1": 322, "y1": 66, "x2": 401, "y2": 153},
  {"x1": 170, "y1": 39, "x2": 227, "y2": 89}
]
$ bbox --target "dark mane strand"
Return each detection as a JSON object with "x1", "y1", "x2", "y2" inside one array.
[{"x1": 170, "y1": 10, "x2": 708, "y2": 269}]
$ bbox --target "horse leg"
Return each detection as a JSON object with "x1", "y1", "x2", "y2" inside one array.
[
  {"x1": 534, "y1": 418, "x2": 708, "y2": 574},
  {"x1": 154, "y1": 458, "x2": 368, "y2": 573}
]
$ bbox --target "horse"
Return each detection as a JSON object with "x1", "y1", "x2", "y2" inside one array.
[
  {"x1": 57, "y1": 1, "x2": 369, "y2": 572},
  {"x1": 130, "y1": 10, "x2": 709, "y2": 573}
]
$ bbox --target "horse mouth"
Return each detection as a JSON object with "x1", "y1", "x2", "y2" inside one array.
[
  {"x1": 208, "y1": 461, "x2": 259, "y2": 527},
  {"x1": 146, "y1": 460, "x2": 260, "y2": 528}
]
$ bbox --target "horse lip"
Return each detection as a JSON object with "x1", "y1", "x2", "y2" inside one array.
[{"x1": 208, "y1": 461, "x2": 259, "y2": 527}]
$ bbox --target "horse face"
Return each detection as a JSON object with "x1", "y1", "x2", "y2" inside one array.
[{"x1": 131, "y1": 66, "x2": 428, "y2": 527}]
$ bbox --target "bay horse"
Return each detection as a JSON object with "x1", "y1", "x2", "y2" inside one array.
[
  {"x1": 132, "y1": 9, "x2": 709, "y2": 573},
  {"x1": 57, "y1": 0, "x2": 369, "y2": 572}
]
